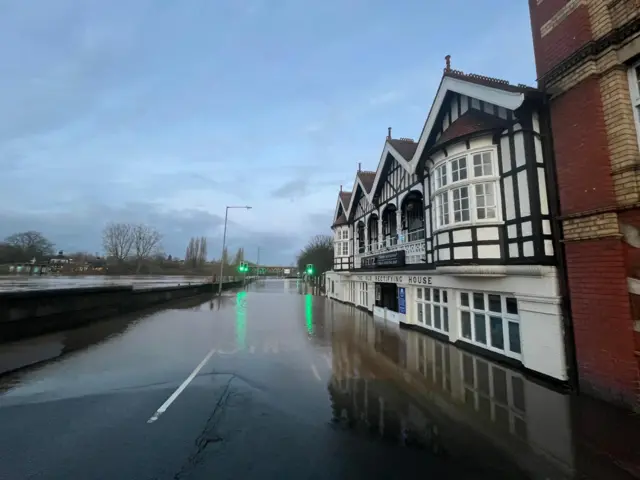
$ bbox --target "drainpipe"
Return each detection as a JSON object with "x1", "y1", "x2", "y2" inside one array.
[{"x1": 540, "y1": 94, "x2": 579, "y2": 393}]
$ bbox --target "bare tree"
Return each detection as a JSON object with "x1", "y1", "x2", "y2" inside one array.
[
  {"x1": 297, "y1": 234, "x2": 333, "y2": 275},
  {"x1": 133, "y1": 224, "x2": 162, "y2": 273},
  {"x1": 102, "y1": 223, "x2": 135, "y2": 262},
  {"x1": 232, "y1": 247, "x2": 244, "y2": 266},
  {"x1": 4, "y1": 231, "x2": 55, "y2": 260},
  {"x1": 198, "y1": 236, "x2": 208, "y2": 265}
]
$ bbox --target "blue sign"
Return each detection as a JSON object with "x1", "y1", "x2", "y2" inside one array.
[{"x1": 398, "y1": 287, "x2": 406, "y2": 314}]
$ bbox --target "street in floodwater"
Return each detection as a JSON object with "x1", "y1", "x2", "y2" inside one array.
[
  {"x1": 0, "y1": 275, "x2": 212, "y2": 292},
  {"x1": 0, "y1": 280, "x2": 638, "y2": 479}
]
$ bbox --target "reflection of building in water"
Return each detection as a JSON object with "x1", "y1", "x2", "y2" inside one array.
[{"x1": 330, "y1": 313, "x2": 576, "y2": 479}]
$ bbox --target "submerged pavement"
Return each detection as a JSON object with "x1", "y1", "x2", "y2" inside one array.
[{"x1": 0, "y1": 279, "x2": 638, "y2": 479}]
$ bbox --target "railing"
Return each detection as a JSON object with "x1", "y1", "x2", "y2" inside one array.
[
  {"x1": 352, "y1": 229, "x2": 426, "y2": 265},
  {"x1": 362, "y1": 229, "x2": 425, "y2": 254}
]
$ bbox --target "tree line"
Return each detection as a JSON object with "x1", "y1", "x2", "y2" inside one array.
[
  {"x1": 296, "y1": 234, "x2": 333, "y2": 277},
  {"x1": 1, "y1": 224, "x2": 254, "y2": 276}
]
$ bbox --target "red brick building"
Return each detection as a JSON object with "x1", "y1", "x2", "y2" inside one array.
[{"x1": 528, "y1": 0, "x2": 640, "y2": 409}]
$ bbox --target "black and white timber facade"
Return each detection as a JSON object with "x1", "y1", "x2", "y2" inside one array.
[{"x1": 327, "y1": 67, "x2": 569, "y2": 383}]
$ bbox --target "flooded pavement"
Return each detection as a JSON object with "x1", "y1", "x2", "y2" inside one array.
[
  {"x1": 0, "y1": 279, "x2": 638, "y2": 479},
  {"x1": 0, "y1": 275, "x2": 211, "y2": 292}
]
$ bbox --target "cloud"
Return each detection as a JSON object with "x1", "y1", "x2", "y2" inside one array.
[{"x1": 271, "y1": 179, "x2": 308, "y2": 199}]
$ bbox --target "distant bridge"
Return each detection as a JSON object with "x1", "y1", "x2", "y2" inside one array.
[{"x1": 254, "y1": 266, "x2": 298, "y2": 276}]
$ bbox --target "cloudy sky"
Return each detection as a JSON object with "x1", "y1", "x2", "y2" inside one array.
[{"x1": 0, "y1": 0, "x2": 536, "y2": 265}]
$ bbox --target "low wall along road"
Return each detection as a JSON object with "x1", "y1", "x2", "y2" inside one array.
[{"x1": 0, "y1": 281, "x2": 243, "y2": 343}]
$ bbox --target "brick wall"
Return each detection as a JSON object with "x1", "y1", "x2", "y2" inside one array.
[
  {"x1": 565, "y1": 238, "x2": 639, "y2": 405},
  {"x1": 529, "y1": 0, "x2": 593, "y2": 77},
  {"x1": 550, "y1": 76, "x2": 616, "y2": 214},
  {"x1": 529, "y1": 0, "x2": 640, "y2": 409}
]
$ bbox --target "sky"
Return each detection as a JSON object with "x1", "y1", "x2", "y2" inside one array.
[{"x1": 0, "y1": 0, "x2": 536, "y2": 265}]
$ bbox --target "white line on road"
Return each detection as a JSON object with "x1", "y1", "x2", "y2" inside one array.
[
  {"x1": 323, "y1": 354, "x2": 332, "y2": 369},
  {"x1": 147, "y1": 348, "x2": 216, "y2": 424},
  {"x1": 311, "y1": 364, "x2": 322, "y2": 382}
]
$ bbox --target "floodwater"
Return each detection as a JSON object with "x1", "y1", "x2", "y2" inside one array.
[
  {"x1": 0, "y1": 279, "x2": 638, "y2": 479},
  {"x1": 0, "y1": 274, "x2": 212, "y2": 292}
]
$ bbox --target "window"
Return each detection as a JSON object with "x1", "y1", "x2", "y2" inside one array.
[
  {"x1": 474, "y1": 183, "x2": 497, "y2": 220},
  {"x1": 459, "y1": 291, "x2": 521, "y2": 359},
  {"x1": 342, "y1": 242, "x2": 349, "y2": 256},
  {"x1": 416, "y1": 287, "x2": 449, "y2": 334},
  {"x1": 435, "y1": 164, "x2": 448, "y2": 189},
  {"x1": 629, "y1": 61, "x2": 640, "y2": 149},
  {"x1": 452, "y1": 186, "x2": 470, "y2": 222},
  {"x1": 431, "y1": 150, "x2": 500, "y2": 230},
  {"x1": 436, "y1": 192, "x2": 449, "y2": 227},
  {"x1": 359, "y1": 282, "x2": 368, "y2": 306},
  {"x1": 451, "y1": 156, "x2": 467, "y2": 182}
]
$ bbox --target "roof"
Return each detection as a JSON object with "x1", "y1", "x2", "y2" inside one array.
[
  {"x1": 443, "y1": 69, "x2": 538, "y2": 94},
  {"x1": 332, "y1": 213, "x2": 348, "y2": 227},
  {"x1": 432, "y1": 109, "x2": 510, "y2": 150},
  {"x1": 357, "y1": 171, "x2": 376, "y2": 193},
  {"x1": 388, "y1": 138, "x2": 418, "y2": 162},
  {"x1": 339, "y1": 191, "x2": 352, "y2": 209}
]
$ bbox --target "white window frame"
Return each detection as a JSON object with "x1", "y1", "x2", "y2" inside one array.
[
  {"x1": 430, "y1": 148, "x2": 501, "y2": 232},
  {"x1": 628, "y1": 59, "x2": 640, "y2": 150},
  {"x1": 458, "y1": 291, "x2": 521, "y2": 360},
  {"x1": 415, "y1": 287, "x2": 450, "y2": 334}
]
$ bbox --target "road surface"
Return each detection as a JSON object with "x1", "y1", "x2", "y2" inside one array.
[{"x1": 0, "y1": 279, "x2": 638, "y2": 479}]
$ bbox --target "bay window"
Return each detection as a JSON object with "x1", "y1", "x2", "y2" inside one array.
[{"x1": 431, "y1": 150, "x2": 500, "y2": 230}]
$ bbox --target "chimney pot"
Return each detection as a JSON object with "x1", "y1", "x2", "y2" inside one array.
[
  {"x1": 358, "y1": 162, "x2": 361, "y2": 172},
  {"x1": 387, "y1": 127, "x2": 392, "y2": 140}
]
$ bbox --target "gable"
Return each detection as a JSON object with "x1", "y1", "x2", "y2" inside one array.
[
  {"x1": 354, "y1": 187, "x2": 372, "y2": 219},
  {"x1": 372, "y1": 153, "x2": 418, "y2": 204},
  {"x1": 433, "y1": 93, "x2": 509, "y2": 144},
  {"x1": 408, "y1": 74, "x2": 528, "y2": 173}
]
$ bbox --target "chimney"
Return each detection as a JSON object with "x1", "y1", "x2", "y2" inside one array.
[
  {"x1": 445, "y1": 54, "x2": 451, "y2": 72},
  {"x1": 340, "y1": 184, "x2": 342, "y2": 192},
  {"x1": 358, "y1": 162, "x2": 361, "y2": 172},
  {"x1": 387, "y1": 127, "x2": 392, "y2": 140}
]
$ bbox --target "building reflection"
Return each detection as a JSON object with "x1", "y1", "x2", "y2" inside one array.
[{"x1": 327, "y1": 307, "x2": 577, "y2": 479}]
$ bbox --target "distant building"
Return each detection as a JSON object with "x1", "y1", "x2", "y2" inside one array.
[{"x1": 49, "y1": 251, "x2": 72, "y2": 265}]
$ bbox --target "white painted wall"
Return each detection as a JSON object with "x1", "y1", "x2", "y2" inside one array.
[{"x1": 327, "y1": 267, "x2": 567, "y2": 381}]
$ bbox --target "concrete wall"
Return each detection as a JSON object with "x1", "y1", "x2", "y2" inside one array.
[{"x1": 0, "y1": 281, "x2": 242, "y2": 342}]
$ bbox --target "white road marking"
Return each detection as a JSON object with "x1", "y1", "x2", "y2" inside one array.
[
  {"x1": 323, "y1": 354, "x2": 332, "y2": 369},
  {"x1": 311, "y1": 364, "x2": 322, "y2": 382},
  {"x1": 147, "y1": 348, "x2": 216, "y2": 424}
]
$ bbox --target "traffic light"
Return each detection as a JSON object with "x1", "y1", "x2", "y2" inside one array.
[
  {"x1": 238, "y1": 261, "x2": 249, "y2": 273},
  {"x1": 305, "y1": 264, "x2": 314, "y2": 276}
]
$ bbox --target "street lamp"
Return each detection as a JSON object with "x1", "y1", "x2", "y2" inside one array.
[{"x1": 217, "y1": 205, "x2": 252, "y2": 295}]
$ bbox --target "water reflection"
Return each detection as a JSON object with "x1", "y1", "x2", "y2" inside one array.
[{"x1": 326, "y1": 304, "x2": 640, "y2": 480}]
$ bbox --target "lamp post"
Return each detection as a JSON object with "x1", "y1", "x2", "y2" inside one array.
[{"x1": 217, "y1": 205, "x2": 251, "y2": 295}]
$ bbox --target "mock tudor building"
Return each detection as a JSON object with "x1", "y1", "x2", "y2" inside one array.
[{"x1": 327, "y1": 61, "x2": 570, "y2": 383}]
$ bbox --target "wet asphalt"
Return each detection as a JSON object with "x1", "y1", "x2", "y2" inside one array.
[{"x1": 0, "y1": 279, "x2": 638, "y2": 480}]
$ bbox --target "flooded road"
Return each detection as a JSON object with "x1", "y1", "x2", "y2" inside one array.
[{"x1": 0, "y1": 279, "x2": 637, "y2": 479}]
